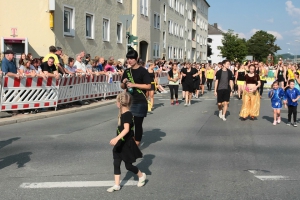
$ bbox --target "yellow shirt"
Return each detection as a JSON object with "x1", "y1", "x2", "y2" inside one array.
[
  {"x1": 42, "y1": 53, "x2": 59, "y2": 69},
  {"x1": 260, "y1": 68, "x2": 267, "y2": 80},
  {"x1": 206, "y1": 69, "x2": 214, "y2": 79},
  {"x1": 288, "y1": 69, "x2": 295, "y2": 80}
]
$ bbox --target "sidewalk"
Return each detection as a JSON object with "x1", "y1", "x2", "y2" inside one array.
[{"x1": 0, "y1": 99, "x2": 116, "y2": 126}]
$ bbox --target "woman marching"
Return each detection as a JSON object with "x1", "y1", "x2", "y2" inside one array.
[
  {"x1": 199, "y1": 64, "x2": 206, "y2": 96},
  {"x1": 206, "y1": 65, "x2": 214, "y2": 91},
  {"x1": 268, "y1": 81, "x2": 285, "y2": 125},
  {"x1": 259, "y1": 62, "x2": 268, "y2": 98},
  {"x1": 239, "y1": 64, "x2": 261, "y2": 120},
  {"x1": 146, "y1": 62, "x2": 156, "y2": 111},
  {"x1": 168, "y1": 63, "x2": 180, "y2": 105},
  {"x1": 181, "y1": 63, "x2": 198, "y2": 106},
  {"x1": 107, "y1": 92, "x2": 146, "y2": 192},
  {"x1": 235, "y1": 64, "x2": 246, "y2": 99},
  {"x1": 121, "y1": 50, "x2": 151, "y2": 146},
  {"x1": 275, "y1": 61, "x2": 286, "y2": 88}
]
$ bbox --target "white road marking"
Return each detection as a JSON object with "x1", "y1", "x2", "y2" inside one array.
[
  {"x1": 20, "y1": 180, "x2": 138, "y2": 189},
  {"x1": 254, "y1": 176, "x2": 294, "y2": 181},
  {"x1": 248, "y1": 170, "x2": 258, "y2": 174}
]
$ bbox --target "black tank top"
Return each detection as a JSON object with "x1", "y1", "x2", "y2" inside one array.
[
  {"x1": 278, "y1": 69, "x2": 284, "y2": 77},
  {"x1": 237, "y1": 71, "x2": 245, "y2": 81},
  {"x1": 149, "y1": 71, "x2": 155, "y2": 82}
]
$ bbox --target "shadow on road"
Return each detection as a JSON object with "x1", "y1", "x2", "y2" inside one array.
[
  {"x1": 152, "y1": 103, "x2": 164, "y2": 111},
  {"x1": 0, "y1": 152, "x2": 32, "y2": 170},
  {"x1": 262, "y1": 115, "x2": 288, "y2": 123},
  {"x1": 120, "y1": 154, "x2": 155, "y2": 185},
  {"x1": 141, "y1": 129, "x2": 166, "y2": 150},
  {"x1": 0, "y1": 137, "x2": 20, "y2": 150}
]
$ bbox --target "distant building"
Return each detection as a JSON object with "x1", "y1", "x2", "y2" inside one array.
[{"x1": 208, "y1": 23, "x2": 225, "y2": 64}]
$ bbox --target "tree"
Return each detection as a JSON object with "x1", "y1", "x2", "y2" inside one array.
[
  {"x1": 207, "y1": 44, "x2": 212, "y2": 58},
  {"x1": 247, "y1": 30, "x2": 281, "y2": 61},
  {"x1": 218, "y1": 30, "x2": 248, "y2": 63}
]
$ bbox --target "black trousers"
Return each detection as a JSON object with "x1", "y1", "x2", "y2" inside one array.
[
  {"x1": 168, "y1": 85, "x2": 179, "y2": 99},
  {"x1": 207, "y1": 79, "x2": 213, "y2": 91},
  {"x1": 113, "y1": 159, "x2": 138, "y2": 175},
  {"x1": 259, "y1": 81, "x2": 265, "y2": 96},
  {"x1": 134, "y1": 116, "x2": 144, "y2": 141},
  {"x1": 288, "y1": 105, "x2": 297, "y2": 123}
]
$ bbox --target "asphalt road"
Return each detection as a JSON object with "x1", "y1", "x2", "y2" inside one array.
[{"x1": 1, "y1": 89, "x2": 300, "y2": 200}]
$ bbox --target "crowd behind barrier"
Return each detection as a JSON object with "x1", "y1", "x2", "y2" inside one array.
[{"x1": 0, "y1": 72, "x2": 169, "y2": 112}]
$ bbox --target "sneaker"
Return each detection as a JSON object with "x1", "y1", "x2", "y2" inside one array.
[
  {"x1": 287, "y1": 122, "x2": 291, "y2": 126},
  {"x1": 137, "y1": 173, "x2": 146, "y2": 187},
  {"x1": 182, "y1": 98, "x2": 185, "y2": 101},
  {"x1": 187, "y1": 103, "x2": 191, "y2": 106},
  {"x1": 176, "y1": 101, "x2": 179, "y2": 105},
  {"x1": 294, "y1": 123, "x2": 297, "y2": 127},
  {"x1": 184, "y1": 103, "x2": 188, "y2": 107},
  {"x1": 171, "y1": 102, "x2": 174, "y2": 105},
  {"x1": 219, "y1": 110, "x2": 222, "y2": 118},
  {"x1": 222, "y1": 115, "x2": 226, "y2": 121},
  {"x1": 273, "y1": 121, "x2": 277, "y2": 125},
  {"x1": 277, "y1": 117, "x2": 281, "y2": 124},
  {"x1": 107, "y1": 185, "x2": 121, "y2": 192}
]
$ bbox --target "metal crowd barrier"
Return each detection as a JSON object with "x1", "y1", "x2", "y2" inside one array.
[{"x1": 0, "y1": 73, "x2": 123, "y2": 112}]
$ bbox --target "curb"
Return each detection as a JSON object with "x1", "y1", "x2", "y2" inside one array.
[{"x1": 0, "y1": 100, "x2": 115, "y2": 126}]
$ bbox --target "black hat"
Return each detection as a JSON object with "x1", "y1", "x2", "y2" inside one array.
[{"x1": 4, "y1": 50, "x2": 15, "y2": 54}]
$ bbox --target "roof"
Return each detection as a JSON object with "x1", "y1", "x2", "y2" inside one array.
[
  {"x1": 208, "y1": 24, "x2": 223, "y2": 35},
  {"x1": 204, "y1": 0, "x2": 210, "y2": 7}
]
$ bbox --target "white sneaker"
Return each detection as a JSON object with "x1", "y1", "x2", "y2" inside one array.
[
  {"x1": 222, "y1": 115, "x2": 226, "y2": 121},
  {"x1": 184, "y1": 103, "x2": 188, "y2": 106},
  {"x1": 107, "y1": 185, "x2": 121, "y2": 192},
  {"x1": 137, "y1": 173, "x2": 146, "y2": 187},
  {"x1": 219, "y1": 110, "x2": 222, "y2": 118},
  {"x1": 187, "y1": 103, "x2": 191, "y2": 106}
]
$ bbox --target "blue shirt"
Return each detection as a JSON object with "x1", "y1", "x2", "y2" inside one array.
[
  {"x1": 97, "y1": 64, "x2": 103, "y2": 71},
  {"x1": 284, "y1": 88, "x2": 300, "y2": 107},
  {"x1": 2, "y1": 57, "x2": 17, "y2": 74},
  {"x1": 269, "y1": 88, "x2": 285, "y2": 109}
]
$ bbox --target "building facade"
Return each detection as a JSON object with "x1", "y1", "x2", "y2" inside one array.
[
  {"x1": 208, "y1": 23, "x2": 225, "y2": 64},
  {"x1": 0, "y1": 0, "x2": 131, "y2": 60},
  {"x1": 132, "y1": 0, "x2": 210, "y2": 62},
  {"x1": 0, "y1": 0, "x2": 209, "y2": 63}
]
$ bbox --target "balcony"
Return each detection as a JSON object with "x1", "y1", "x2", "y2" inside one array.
[{"x1": 192, "y1": 40, "x2": 196, "y2": 49}]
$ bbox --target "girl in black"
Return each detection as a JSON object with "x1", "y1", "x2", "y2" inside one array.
[
  {"x1": 146, "y1": 62, "x2": 156, "y2": 110},
  {"x1": 107, "y1": 92, "x2": 146, "y2": 192},
  {"x1": 276, "y1": 63, "x2": 286, "y2": 88},
  {"x1": 181, "y1": 63, "x2": 198, "y2": 106},
  {"x1": 121, "y1": 50, "x2": 151, "y2": 146},
  {"x1": 199, "y1": 64, "x2": 206, "y2": 96}
]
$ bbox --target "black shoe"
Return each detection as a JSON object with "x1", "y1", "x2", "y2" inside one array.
[{"x1": 182, "y1": 98, "x2": 185, "y2": 101}]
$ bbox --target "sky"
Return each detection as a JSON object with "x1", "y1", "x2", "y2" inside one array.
[{"x1": 207, "y1": 0, "x2": 300, "y2": 55}]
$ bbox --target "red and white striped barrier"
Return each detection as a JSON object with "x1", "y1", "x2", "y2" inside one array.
[
  {"x1": 0, "y1": 76, "x2": 59, "y2": 111},
  {"x1": 57, "y1": 75, "x2": 85, "y2": 104},
  {"x1": 82, "y1": 75, "x2": 107, "y2": 100},
  {"x1": 105, "y1": 74, "x2": 123, "y2": 98}
]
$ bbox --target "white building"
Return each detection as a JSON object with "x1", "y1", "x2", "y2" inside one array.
[{"x1": 208, "y1": 23, "x2": 225, "y2": 64}]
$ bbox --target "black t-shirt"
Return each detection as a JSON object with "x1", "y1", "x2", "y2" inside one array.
[
  {"x1": 121, "y1": 67, "x2": 151, "y2": 104},
  {"x1": 181, "y1": 67, "x2": 197, "y2": 82},
  {"x1": 40, "y1": 61, "x2": 57, "y2": 73},
  {"x1": 117, "y1": 111, "x2": 134, "y2": 141}
]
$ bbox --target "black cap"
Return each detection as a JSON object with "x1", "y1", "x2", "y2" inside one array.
[{"x1": 4, "y1": 50, "x2": 15, "y2": 54}]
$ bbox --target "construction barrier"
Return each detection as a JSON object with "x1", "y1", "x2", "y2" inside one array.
[
  {"x1": 0, "y1": 75, "x2": 59, "y2": 111},
  {"x1": 157, "y1": 71, "x2": 169, "y2": 86},
  {"x1": 0, "y1": 73, "x2": 123, "y2": 111}
]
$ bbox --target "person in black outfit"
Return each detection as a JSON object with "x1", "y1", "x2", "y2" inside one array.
[
  {"x1": 146, "y1": 62, "x2": 156, "y2": 111},
  {"x1": 181, "y1": 63, "x2": 198, "y2": 106},
  {"x1": 121, "y1": 50, "x2": 151, "y2": 146}
]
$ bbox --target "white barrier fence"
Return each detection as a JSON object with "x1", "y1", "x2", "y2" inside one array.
[{"x1": 0, "y1": 73, "x2": 124, "y2": 112}]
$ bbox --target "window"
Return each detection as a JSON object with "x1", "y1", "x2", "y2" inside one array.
[
  {"x1": 86, "y1": 13, "x2": 94, "y2": 39},
  {"x1": 103, "y1": 18, "x2": 110, "y2": 41},
  {"x1": 153, "y1": 43, "x2": 160, "y2": 58},
  {"x1": 163, "y1": 31, "x2": 166, "y2": 48},
  {"x1": 163, "y1": 4, "x2": 166, "y2": 21},
  {"x1": 154, "y1": 13, "x2": 160, "y2": 29},
  {"x1": 168, "y1": 46, "x2": 173, "y2": 59},
  {"x1": 168, "y1": 20, "x2": 173, "y2": 34},
  {"x1": 140, "y1": 0, "x2": 148, "y2": 16},
  {"x1": 169, "y1": 0, "x2": 172, "y2": 8},
  {"x1": 117, "y1": 23, "x2": 122, "y2": 43},
  {"x1": 64, "y1": 6, "x2": 75, "y2": 36}
]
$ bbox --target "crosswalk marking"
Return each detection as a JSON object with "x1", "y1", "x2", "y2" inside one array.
[{"x1": 20, "y1": 180, "x2": 138, "y2": 189}]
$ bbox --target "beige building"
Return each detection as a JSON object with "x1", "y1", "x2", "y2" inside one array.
[
  {"x1": 0, "y1": 0, "x2": 209, "y2": 63},
  {"x1": 131, "y1": 0, "x2": 210, "y2": 62},
  {"x1": 0, "y1": 0, "x2": 131, "y2": 60}
]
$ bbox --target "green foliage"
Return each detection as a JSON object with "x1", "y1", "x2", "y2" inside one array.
[
  {"x1": 247, "y1": 30, "x2": 281, "y2": 61},
  {"x1": 218, "y1": 30, "x2": 248, "y2": 63}
]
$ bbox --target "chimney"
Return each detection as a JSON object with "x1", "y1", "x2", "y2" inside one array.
[{"x1": 214, "y1": 23, "x2": 218, "y2": 28}]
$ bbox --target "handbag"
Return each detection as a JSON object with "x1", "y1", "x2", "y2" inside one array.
[{"x1": 127, "y1": 69, "x2": 152, "y2": 111}]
